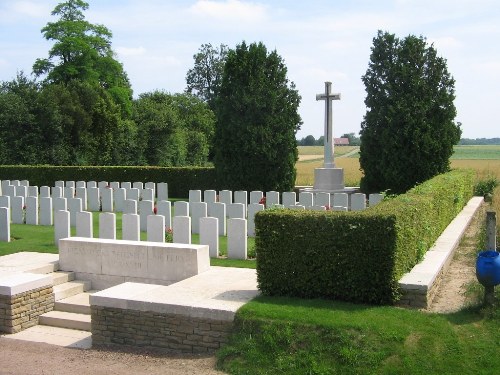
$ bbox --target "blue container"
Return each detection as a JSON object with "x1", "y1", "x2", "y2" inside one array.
[{"x1": 476, "y1": 250, "x2": 500, "y2": 287}]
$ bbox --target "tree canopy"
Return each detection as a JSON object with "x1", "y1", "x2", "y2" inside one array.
[
  {"x1": 214, "y1": 41, "x2": 302, "y2": 192},
  {"x1": 359, "y1": 31, "x2": 461, "y2": 194}
]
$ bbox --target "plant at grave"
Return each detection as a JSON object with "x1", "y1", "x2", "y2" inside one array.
[
  {"x1": 153, "y1": 205, "x2": 158, "y2": 214},
  {"x1": 22, "y1": 204, "x2": 27, "y2": 224},
  {"x1": 474, "y1": 177, "x2": 498, "y2": 199},
  {"x1": 165, "y1": 227, "x2": 173, "y2": 243},
  {"x1": 259, "y1": 197, "x2": 266, "y2": 206},
  {"x1": 325, "y1": 205, "x2": 331, "y2": 210}
]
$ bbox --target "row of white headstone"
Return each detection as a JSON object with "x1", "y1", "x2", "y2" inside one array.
[{"x1": 51, "y1": 211, "x2": 248, "y2": 260}]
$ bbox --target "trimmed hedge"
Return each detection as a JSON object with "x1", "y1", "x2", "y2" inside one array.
[
  {"x1": 255, "y1": 169, "x2": 475, "y2": 304},
  {"x1": 0, "y1": 165, "x2": 217, "y2": 198}
]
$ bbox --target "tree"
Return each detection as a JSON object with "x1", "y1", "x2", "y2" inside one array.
[
  {"x1": 185, "y1": 43, "x2": 228, "y2": 111},
  {"x1": 214, "y1": 42, "x2": 302, "y2": 192},
  {"x1": 32, "y1": 0, "x2": 132, "y2": 116},
  {"x1": 359, "y1": 31, "x2": 461, "y2": 194}
]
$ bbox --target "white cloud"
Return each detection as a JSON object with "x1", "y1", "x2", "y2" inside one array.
[
  {"x1": 10, "y1": 1, "x2": 50, "y2": 18},
  {"x1": 116, "y1": 46, "x2": 147, "y2": 57},
  {"x1": 189, "y1": 0, "x2": 268, "y2": 23}
]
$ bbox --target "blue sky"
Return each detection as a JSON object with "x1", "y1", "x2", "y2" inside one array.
[{"x1": 0, "y1": 0, "x2": 499, "y2": 139}]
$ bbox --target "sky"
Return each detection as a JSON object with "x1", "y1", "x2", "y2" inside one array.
[{"x1": 0, "y1": 0, "x2": 499, "y2": 139}]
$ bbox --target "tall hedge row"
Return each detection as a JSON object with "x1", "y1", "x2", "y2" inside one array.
[
  {"x1": 0, "y1": 166, "x2": 217, "y2": 198},
  {"x1": 255, "y1": 169, "x2": 474, "y2": 304}
]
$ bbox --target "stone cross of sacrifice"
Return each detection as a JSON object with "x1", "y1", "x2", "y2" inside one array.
[{"x1": 316, "y1": 81, "x2": 341, "y2": 169}]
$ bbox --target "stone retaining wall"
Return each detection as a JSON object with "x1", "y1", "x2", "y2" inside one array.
[
  {"x1": 0, "y1": 286, "x2": 54, "y2": 334},
  {"x1": 91, "y1": 306, "x2": 233, "y2": 353}
]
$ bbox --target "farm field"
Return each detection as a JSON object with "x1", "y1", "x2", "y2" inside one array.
[{"x1": 296, "y1": 145, "x2": 500, "y2": 186}]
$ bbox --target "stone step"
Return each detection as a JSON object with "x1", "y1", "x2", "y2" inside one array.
[
  {"x1": 54, "y1": 291, "x2": 95, "y2": 315},
  {"x1": 53, "y1": 280, "x2": 91, "y2": 301},
  {"x1": 1, "y1": 325, "x2": 92, "y2": 349},
  {"x1": 50, "y1": 271, "x2": 75, "y2": 286},
  {"x1": 39, "y1": 310, "x2": 91, "y2": 332}
]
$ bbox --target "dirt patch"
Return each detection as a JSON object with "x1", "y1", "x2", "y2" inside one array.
[{"x1": 426, "y1": 203, "x2": 486, "y2": 313}]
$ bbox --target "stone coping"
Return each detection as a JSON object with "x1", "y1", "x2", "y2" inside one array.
[
  {"x1": 399, "y1": 196, "x2": 484, "y2": 292},
  {"x1": 0, "y1": 273, "x2": 53, "y2": 296},
  {"x1": 90, "y1": 266, "x2": 259, "y2": 321}
]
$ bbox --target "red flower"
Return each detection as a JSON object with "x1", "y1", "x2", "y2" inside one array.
[
  {"x1": 259, "y1": 197, "x2": 266, "y2": 205},
  {"x1": 153, "y1": 206, "x2": 158, "y2": 214},
  {"x1": 325, "y1": 205, "x2": 331, "y2": 211}
]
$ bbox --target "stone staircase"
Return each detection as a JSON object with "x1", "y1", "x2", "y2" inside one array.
[{"x1": 38, "y1": 271, "x2": 93, "y2": 332}]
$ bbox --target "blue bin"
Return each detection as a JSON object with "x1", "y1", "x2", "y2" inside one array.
[{"x1": 476, "y1": 250, "x2": 500, "y2": 287}]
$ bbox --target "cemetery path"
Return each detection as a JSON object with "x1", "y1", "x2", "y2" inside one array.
[
  {"x1": 426, "y1": 202, "x2": 486, "y2": 313},
  {"x1": 0, "y1": 339, "x2": 225, "y2": 375}
]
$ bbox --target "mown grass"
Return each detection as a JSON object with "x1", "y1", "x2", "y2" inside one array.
[{"x1": 0, "y1": 211, "x2": 256, "y2": 267}]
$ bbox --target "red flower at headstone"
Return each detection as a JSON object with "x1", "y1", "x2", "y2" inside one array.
[
  {"x1": 153, "y1": 206, "x2": 157, "y2": 214},
  {"x1": 259, "y1": 197, "x2": 266, "y2": 205},
  {"x1": 325, "y1": 205, "x2": 331, "y2": 211}
]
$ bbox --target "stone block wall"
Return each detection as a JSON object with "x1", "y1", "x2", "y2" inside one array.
[
  {"x1": 91, "y1": 306, "x2": 233, "y2": 353},
  {"x1": 0, "y1": 286, "x2": 54, "y2": 333}
]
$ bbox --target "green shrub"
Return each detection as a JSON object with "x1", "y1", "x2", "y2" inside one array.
[
  {"x1": 255, "y1": 169, "x2": 474, "y2": 304},
  {"x1": 0, "y1": 165, "x2": 217, "y2": 198},
  {"x1": 474, "y1": 177, "x2": 498, "y2": 197}
]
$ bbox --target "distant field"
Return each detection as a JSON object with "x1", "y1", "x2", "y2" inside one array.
[
  {"x1": 297, "y1": 145, "x2": 358, "y2": 156},
  {"x1": 451, "y1": 145, "x2": 500, "y2": 159}
]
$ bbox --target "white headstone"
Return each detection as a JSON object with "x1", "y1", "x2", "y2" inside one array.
[
  {"x1": 145, "y1": 182, "x2": 156, "y2": 197},
  {"x1": 315, "y1": 192, "x2": 330, "y2": 208},
  {"x1": 87, "y1": 181, "x2": 97, "y2": 189},
  {"x1": 64, "y1": 186, "x2": 74, "y2": 199},
  {"x1": 157, "y1": 200, "x2": 172, "y2": 230},
  {"x1": 53, "y1": 197, "x2": 67, "y2": 213},
  {"x1": 142, "y1": 188, "x2": 154, "y2": 202},
  {"x1": 247, "y1": 203, "x2": 264, "y2": 237},
  {"x1": 15, "y1": 185, "x2": 27, "y2": 198},
  {"x1": 351, "y1": 193, "x2": 366, "y2": 211},
  {"x1": 265, "y1": 191, "x2": 280, "y2": 207},
  {"x1": 157, "y1": 182, "x2": 168, "y2": 201},
  {"x1": 0, "y1": 207, "x2": 10, "y2": 242},
  {"x1": 54, "y1": 210, "x2": 70, "y2": 248},
  {"x1": 122, "y1": 214, "x2": 140, "y2": 241},
  {"x1": 40, "y1": 186, "x2": 51, "y2": 198},
  {"x1": 109, "y1": 181, "x2": 120, "y2": 190},
  {"x1": 98, "y1": 181, "x2": 109, "y2": 189},
  {"x1": 20, "y1": 180, "x2": 29, "y2": 187},
  {"x1": 132, "y1": 181, "x2": 143, "y2": 191},
  {"x1": 11, "y1": 196, "x2": 24, "y2": 224},
  {"x1": 114, "y1": 188, "x2": 126, "y2": 212},
  {"x1": 200, "y1": 217, "x2": 219, "y2": 258},
  {"x1": 76, "y1": 211, "x2": 93, "y2": 238},
  {"x1": 39, "y1": 197, "x2": 53, "y2": 226},
  {"x1": 121, "y1": 182, "x2": 131, "y2": 190},
  {"x1": 25, "y1": 196, "x2": 38, "y2": 225},
  {"x1": 234, "y1": 191, "x2": 247, "y2": 205},
  {"x1": 76, "y1": 181, "x2": 86, "y2": 188},
  {"x1": 249, "y1": 191, "x2": 263, "y2": 204},
  {"x1": 227, "y1": 203, "x2": 245, "y2": 219},
  {"x1": 3, "y1": 185, "x2": 15, "y2": 198},
  {"x1": 101, "y1": 187, "x2": 113, "y2": 212},
  {"x1": 227, "y1": 218, "x2": 247, "y2": 260},
  {"x1": 173, "y1": 216, "x2": 191, "y2": 244},
  {"x1": 139, "y1": 200, "x2": 154, "y2": 232},
  {"x1": 0, "y1": 195, "x2": 10, "y2": 209},
  {"x1": 11, "y1": 180, "x2": 20, "y2": 186},
  {"x1": 28, "y1": 186, "x2": 38, "y2": 197},
  {"x1": 282, "y1": 192, "x2": 296, "y2": 207},
  {"x1": 68, "y1": 197, "x2": 83, "y2": 227},
  {"x1": 87, "y1": 187, "x2": 100, "y2": 211},
  {"x1": 208, "y1": 202, "x2": 226, "y2": 235},
  {"x1": 99, "y1": 212, "x2": 116, "y2": 240},
  {"x1": 333, "y1": 193, "x2": 348, "y2": 209},
  {"x1": 298, "y1": 192, "x2": 314, "y2": 208},
  {"x1": 123, "y1": 199, "x2": 137, "y2": 215},
  {"x1": 51, "y1": 186, "x2": 63, "y2": 199},
  {"x1": 75, "y1": 187, "x2": 87, "y2": 210},
  {"x1": 369, "y1": 193, "x2": 383, "y2": 207},
  {"x1": 65, "y1": 181, "x2": 75, "y2": 189},
  {"x1": 219, "y1": 190, "x2": 232, "y2": 205},
  {"x1": 311, "y1": 205, "x2": 327, "y2": 211},
  {"x1": 191, "y1": 202, "x2": 207, "y2": 234},
  {"x1": 127, "y1": 188, "x2": 140, "y2": 201},
  {"x1": 1, "y1": 180, "x2": 10, "y2": 191},
  {"x1": 289, "y1": 205, "x2": 306, "y2": 210},
  {"x1": 147, "y1": 214, "x2": 165, "y2": 243},
  {"x1": 55, "y1": 181, "x2": 65, "y2": 188},
  {"x1": 333, "y1": 206, "x2": 348, "y2": 212},
  {"x1": 189, "y1": 190, "x2": 202, "y2": 204},
  {"x1": 204, "y1": 190, "x2": 217, "y2": 203},
  {"x1": 174, "y1": 201, "x2": 189, "y2": 217}
]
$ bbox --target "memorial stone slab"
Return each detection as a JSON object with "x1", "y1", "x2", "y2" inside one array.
[
  {"x1": 127, "y1": 188, "x2": 140, "y2": 201},
  {"x1": 265, "y1": 191, "x2": 280, "y2": 207},
  {"x1": 173, "y1": 216, "x2": 191, "y2": 244},
  {"x1": 40, "y1": 186, "x2": 51, "y2": 198},
  {"x1": 200, "y1": 216, "x2": 219, "y2": 258},
  {"x1": 219, "y1": 190, "x2": 232, "y2": 205},
  {"x1": 75, "y1": 187, "x2": 87, "y2": 210},
  {"x1": 139, "y1": 200, "x2": 154, "y2": 232},
  {"x1": 227, "y1": 203, "x2": 245, "y2": 219},
  {"x1": 174, "y1": 201, "x2": 189, "y2": 217},
  {"x1": 369, "y1": 193, "x2": 383, "y2": 207},
  {"x1": 101, "y1": 187, "x2": 114, "y2": 212},
  {"x1": 25, "y1": 196, "x2": 38, "y2": 225},
  {"x1": 76, "y1": 181, "x2": 86, "y2": 188},
  {"x1": 208, "y1": 202, "x2": 226, "y2": 235},
  {"x1": 39, "y1": 197, "x2": 53, "y2": 226},
  {"x1": 54, "y1": 210, "x2": 70, "y2": 248},
  {"x1": 190, "y1": 202, "x2": 207, "y2": 234},
  {"x1": 51, "y1": 186, "x2": 63, "y2": 199},
  {"x1": 123, "y1": 199, "x2": 137, "y2": 215},
  {"x1": 11, "y1": 196, "x2": 24, "y2": 224},
  {"x1": 15, "y1": 185, "x2": 27, "y2": 198},
  {"x1": 76, "y1": 211, "x2": 93, "y2": 238},
  {"x1": 333, "y1": 193, "x2": 348, "y2": 209},
  {"x1": 234, "y1": 191, "x2": 247, "y2": 205},
  {"x1": 0, "y1": 207, "x2": 10, "y2": 242},
  {"x1": 87, "y1": 187, "x2": 100, "y2": 211},
  {"x1": 282, "y1": 192, "x2": 296, "y2": 207},
  {"x1": 249, "y1": 191, "x2": 263, "y2": 204},
  {"x1": 157, "y1": 200, "x2": 172, "y2": 230},
  {"x1": 227, "y1": 218, "x2": 247, "y2": 260},
  {"x1": 64, "y1": 187, "x2": 74, "y2": 199},
  {"x1": 68, "y1": 197, "x2": 83, "y2": 227},
  {"x1": 315, "y1": 192, "x2": 330, "y2": 208},
  {"x1": 99, "y1": 212, "x2": 116, "y2": 240},
  {"x1": 299, "y1": 192, "x2": 314, "y2": 208},
  {"x1": 147, "y1": 214, "x2": 165, "y2": 243},
  {"x1": 28, "y1": 186, "x2": 38, "y2": 197},
  {"x1": 204, "y1": 190, "x2": 217, "y2": 203},
  {"x1": 87, "y1": 181, "x2": 97, "y2": 189},
  {"x1": 247, "y1": 203, "x2": 264, "y2": 237},
  {"x1": 189, "y1": 190, "x2": 202, "y2": 204},
  {"x1": 53, "y1": 197, "x2": 67, "y2": 213},
  {"x1": 121, "y1": 182, "x2": 131, "y2": 190},
  {"x1": 114, "y1": 188, "x2": 126, "y2": 212},
  {"x1": 122, "y1": 214, "x2": 140, "y2": 241},
  {"x1": 351, "y1": 193, "x2": 366, "y2": 211},
  {"x1": 157, "y1": 182, "x2": 168, "y2": 201}
]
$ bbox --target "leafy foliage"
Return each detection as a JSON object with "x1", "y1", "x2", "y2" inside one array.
[
  {"x1": 214, "y1": 41, "x2": 302, "y2": 192},
  {"x1": 360, "y1": 31, "x2": 461, "y2": 194}
]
